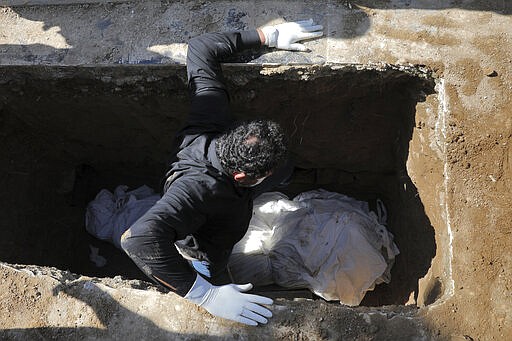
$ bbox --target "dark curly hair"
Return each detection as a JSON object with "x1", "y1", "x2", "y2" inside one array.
[{"x1": 215, "y1": 120, "x2": 287, "y2": 179}]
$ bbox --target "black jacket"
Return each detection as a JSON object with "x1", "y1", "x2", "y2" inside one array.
[{"x1": 121, "y1": 30, "x2": 280, "y2": 296}]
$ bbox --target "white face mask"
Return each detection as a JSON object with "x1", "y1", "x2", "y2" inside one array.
[
  {"x1": 248, "y1": 176, "x2": 266, "y2": 187},
  {"x1": 237, "y1": 175, "x2": 268, "y2": 188}
]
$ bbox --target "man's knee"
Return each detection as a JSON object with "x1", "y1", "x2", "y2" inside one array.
[{"x1": 120, "y1": 228, "x2": 133, "y2": 253}]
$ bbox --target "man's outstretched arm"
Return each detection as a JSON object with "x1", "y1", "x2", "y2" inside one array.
[
  {"x1": 185, "y1": 30, "x2": 262, "y2": 131},
  {"x1": 184, "y1": 19, "x2": 322, "y2": 131}
]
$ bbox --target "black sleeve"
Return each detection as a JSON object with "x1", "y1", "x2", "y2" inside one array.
[{"x1": 185, "y1": 30, "x2": 262, "y2": 131}]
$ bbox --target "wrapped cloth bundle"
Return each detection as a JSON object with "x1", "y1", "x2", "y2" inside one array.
[{"x1": 229, "y1": 189, "x2": 399, "y2": 306}]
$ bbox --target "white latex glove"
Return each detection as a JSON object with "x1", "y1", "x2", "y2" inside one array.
[
  {"x1": 260, "y1": 19, "x2": 324, "y2": 51},
  {"x1": 185, "y1": 274, "x2": 273, "y2": 326}
]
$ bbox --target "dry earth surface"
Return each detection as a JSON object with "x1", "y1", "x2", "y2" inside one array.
[{"x1": 0, "y1": 1, "x2": 511, "y2": 340}]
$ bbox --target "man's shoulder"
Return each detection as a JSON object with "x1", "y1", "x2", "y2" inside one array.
[
  {"x1": 177, "y1": 167, "x2": 229, "y2": 189},
  {"x1": 164, "y1": 170, "x2": 237, "y2": 209},
  {"x1": 177, "y1": 129, "x2": 217, "y2": 157}
]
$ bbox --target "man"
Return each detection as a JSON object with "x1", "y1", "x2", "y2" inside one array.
[{"x1": 120, "y1": 20, "x2": 323, "y2": 326}]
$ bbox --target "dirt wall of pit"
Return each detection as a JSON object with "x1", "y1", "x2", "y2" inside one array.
[{"x1": 0, "y1": 1, "x2": 511, "y2": 340}]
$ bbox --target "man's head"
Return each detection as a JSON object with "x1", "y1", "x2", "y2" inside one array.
[{"x1": 215, "y1": 120, "x2": 287, "y2": 186}]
